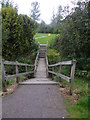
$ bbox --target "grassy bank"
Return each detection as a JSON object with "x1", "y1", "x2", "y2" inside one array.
[{"x1": 53, "y1": 74, "x2": 88, "y2": 118}]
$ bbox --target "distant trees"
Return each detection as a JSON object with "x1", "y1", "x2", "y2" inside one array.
[
  {"x1": 2, "y1": 0, "x2": 36, "y2": 60},
  {"x1": 37, "y1": 20, "x2": 53, "y2": 33}
]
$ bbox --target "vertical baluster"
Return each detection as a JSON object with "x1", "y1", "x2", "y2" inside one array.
[
  {"x1": 58, "y1": 65, "x2": 62, "y2": 81},
  {"x1": 16, "y1": 61, "x2": 19, "y2": 83},
  {"x1": 2, "y1": 59, "x2": 7, "y2": 92},
  {"x1": 52, "y1": 67, "x2": 54, "y2": 80},
  {"x1": 46, "y1": 57, "x2": 49, "y2": 78},
  {"x1": 70, "y1": 60, "x2": 76, "y2": 95},
  {"x1": 25, "y1": 64, "x2": 28, "y2": 79}
]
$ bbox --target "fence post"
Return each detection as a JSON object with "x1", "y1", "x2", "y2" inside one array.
[
  {"x1": 16, "y1": 61, "x2": 19, "y2": 83},
  {"x1": 46, "y1": 56, "x2": 48, "y2": 78},
  {"x1": 25, "y1": 64, "x2": 28, "y2": 79},
  {"x1": 52, "y1": 67, "x2": 54, "y2": 80},
  {"x1": 58, "y1": 65, "x2": 62, "y2": 81},
  {"x1": 70, "y1": 60, "x2": 76, "y2": 95},
  {"x1": 2, "y1": 59, "x2": 7, "y2": 92}
]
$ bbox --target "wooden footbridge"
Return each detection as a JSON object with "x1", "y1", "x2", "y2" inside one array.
[
  {"x1": 2, "y1": 44, "x2": 76, "y2": 118},
  {"x1": 2, "y1": 44, "x2": 76, "y2": 94}
]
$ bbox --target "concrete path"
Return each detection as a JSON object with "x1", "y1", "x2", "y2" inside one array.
[{"x1": 2, "y1": 55, "x2": 68, "y2": 118}]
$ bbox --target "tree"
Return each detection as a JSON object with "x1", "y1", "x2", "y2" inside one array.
[
  {"x1": 51, "y1": 5, "x2": 63, "y2": 33},
  {"x1": 30, "y1": 1, "x2": 41, "y2": 22}
]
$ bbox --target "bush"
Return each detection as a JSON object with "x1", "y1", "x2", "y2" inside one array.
[{"x1": 47, "y1": 49, "x2": 60, "y2": 64}]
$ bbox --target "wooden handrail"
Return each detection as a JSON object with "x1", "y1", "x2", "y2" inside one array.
[
  {"x1": 47, "y1": 59, "x2": 76, "y2": 95},
  {"x1": 3, "y1": 60, "x2": 34, "y2": 67},
  {"x1": 48, "y1": 60, "x2": 73, "y2": 67},
  {"x1": 2, "y1": 59, "x2": 35, "y2": 92},
  {"x1": 34, "y1": 51, "x2": 39, "y2": 74}
]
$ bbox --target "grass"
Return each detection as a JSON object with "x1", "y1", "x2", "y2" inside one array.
[
  {"x1": 34, "y1": 33, "x2": 56, "y2": 44},
  {"x1": 67, "y1": 96, "x2": 88, "y2": 118},
  {"x1": 6, "y1": 76, "x2": 26, "y2": 87},
  {"x1": 54, "y1": 75, "x2": 88, "y2": 118},
  {"x1": 67, "y1": 78, "x2": 88, "y2": 118}
]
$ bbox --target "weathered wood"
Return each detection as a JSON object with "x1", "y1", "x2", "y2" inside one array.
[
  {"x1": 46, "y1": 55, "x2": 49, "y2": 78},
  {"x1": 16, "y1": 61, "x2": 19, "y2": 83},
  {"x1": 2, "y1": 59, "x2": 7, "y2": 92},
  {"x1": 52, "y1": 67, "x2": 54, "y2": 80},
  {"x1": 48, "y1": 61, "x2": 72, "y2": 67},
  {"x1": 4, "y1": 60, "x2": 34, "y2": 67},
  {"x1": 70, "y1": 60, "x2": 76, "y2": 95},
  {"x1": 58, "y1": 65, "x2": 62, "y2": 81},
  {"x1": 48, "y1": 71, "x2": 70, "y2": 82},
  {"x1": 25, "y1": 64, "x2": 28, "y2": 79},
  {"x1": 34, "y1": 51, "x2": 39, "y2": 74},
  {"x1": 5, "y1": 71, "x2": 34, "y2": 80}
]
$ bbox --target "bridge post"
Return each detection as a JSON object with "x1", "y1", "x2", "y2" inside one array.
[
  {"x1": 58, "y1": 65, "x2": 62, "y2": 81},
  {"x1": 70, "y1": 60, "x2": 76, "y2": 95},
  {"x1": 25, "y1": 64, "x2": 28, "y2": 79},
  {"x1": 16, "y1": 61, "x2": 19, "y2": 83},
  {"x1": 2, "y1": 59, "x2": 7, "y2": 92},
  {"x1": 52, "y1": 67, "x2": 54, "y2": 80}
]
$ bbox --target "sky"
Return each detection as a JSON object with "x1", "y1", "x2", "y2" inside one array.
[{"x1": 13, "y1": 0, "x2": 78, "y2": 24}]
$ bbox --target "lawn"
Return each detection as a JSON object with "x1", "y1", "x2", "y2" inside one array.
[{"x1": 34, "y1": 33, "x2": 56, "y2": 44}]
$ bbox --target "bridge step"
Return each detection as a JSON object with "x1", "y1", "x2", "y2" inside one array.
[
  {"x1": 39, "y1": 44, "x2": 47, "y2": 58},
  {"x1": 19, "y1": 78, "x2": 59, "y2": 85}
]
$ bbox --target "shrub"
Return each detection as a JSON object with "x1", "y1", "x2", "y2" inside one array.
[{"x1": 47, "y1": 49, "x2": 60, "y2": 64}]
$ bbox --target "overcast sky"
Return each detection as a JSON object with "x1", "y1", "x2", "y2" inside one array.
[{"x1": 13, "y1": 0, "x2": 78, "y2": 24}]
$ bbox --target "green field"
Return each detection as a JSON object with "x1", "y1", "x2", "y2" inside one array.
[{"x1": 34, "y1": 33, "x2": 56, "y2": 44}]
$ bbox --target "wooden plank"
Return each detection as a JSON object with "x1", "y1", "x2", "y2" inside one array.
[
  {"x1": 48, "y1": 71, "x2": 70, "y2": 82},
  {"x1": 48, "y1": 61, "x2": 72, "y2": 67},
  {"x1": 4, "y1": 60, "x2": 34, "y2": 67},
  {"x1": 5, "y1": 71, "x2": 34, "y2": 80}
]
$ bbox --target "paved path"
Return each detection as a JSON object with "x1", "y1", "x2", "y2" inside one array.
[
  {"x1": 2, "y1": 85, "x2": 68, "y2": 118},
  {"x1": 2, "y1": 52, "x2": 68, "y2": 118}
]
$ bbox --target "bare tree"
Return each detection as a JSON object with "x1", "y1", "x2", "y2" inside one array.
[{"x1": 30, "y1": 1, "x2": 41, "y2": 22}]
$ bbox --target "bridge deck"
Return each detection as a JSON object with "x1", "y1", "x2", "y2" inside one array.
[{"x1": 19, "y1": 58, "x2": 59, "y2": 85}]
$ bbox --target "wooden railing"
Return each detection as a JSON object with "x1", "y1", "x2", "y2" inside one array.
[
  {"x1": 45, "y1": 55, "x2": 49, "y2": 77},
  {"x1": 2, "y1": 59, "x2": 35, "y2": 92},
  {"x1": 2, "y1": 43, "x2": 41, "y2": 92},
  {"x1": 34, "y1": 51, "x2": 39, "y2": 74},
  {"x1": 47, "y1": 60, "x2": 76, "y2": 95}
]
